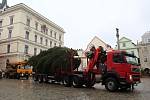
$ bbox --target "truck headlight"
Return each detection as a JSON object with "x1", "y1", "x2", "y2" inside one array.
[{"x1": 129, "y1": 75, "x2": 133, "y2": 81}]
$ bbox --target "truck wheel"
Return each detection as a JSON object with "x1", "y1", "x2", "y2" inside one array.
[
  {"x1": 72, "y1": 76, "x2": 82, "y2": 88},
  {"x1": 33, "y1": 75, "x2": 38, "y2": 81},
  {"x1": 16, "y1": 74, "x2": 20, "y2": 80},
  {"x1": 26, "y1": 75, "x2": 29, "y2": 80},
  {"x1": 105, "y1": 78, "x2": 118, "y2": 92},
  {"x1": 43, "y1": 76, "x2": 48, "y2": 83},
  {"x1": 38, "y1": 76, "x2": 43, "y2": 83},
  {"x1": 85, "y1": 81, "x2": 95, "y2": 88},
  {"x1": 85, "y1": 72, "x2": 95, "y2": 88},
  {"x1": 63, "y1": 76, "x2": 71, "y2": 87}
]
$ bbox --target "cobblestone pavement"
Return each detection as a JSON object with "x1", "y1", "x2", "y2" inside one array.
[{"x1": 0, "y1": 77, "x2": 150, "y2": 100}]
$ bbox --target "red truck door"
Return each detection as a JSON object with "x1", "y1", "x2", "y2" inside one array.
[{"x1": 109, "y1": 53, "x2": 128, "y2": 77}]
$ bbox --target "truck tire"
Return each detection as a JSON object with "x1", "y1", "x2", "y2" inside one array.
[
  {"x1": 72, "y1": 76, "x2": 83, "y2": 88},
  {"x1": 16, "y1": 73, "x2": 20, "y2": 80},
  {"x1": 38, "y1": 75, "x2": 43, "y2": 83},
  {"x1": 43, "y1": 76, "x2": 49, "y2": 83},
  {"x1": 33, "y1": 75, "x2": 38, "y2": 81},
  {"x1": 105, "y1": 78, "x2": 118, "y2": 92},
  {"x1": 26, "y1": 75, "x2": 29, "y2": 80},
  {"x1": 85, "y1": 81, "x2": 95, "y2": 88},
  {"x1": 85, "y1": 72, "x2": 95, "y2": 88},
  {"x1": 63, "y1": 76, "x2": 71, "y2": 87}
]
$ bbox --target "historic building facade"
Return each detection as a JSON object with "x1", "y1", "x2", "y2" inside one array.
[
  {"x1": 115, "y1": 37, "x2": 139, "y2": 58},
  {"x1": 138, "y1": 31, "x2": 150, "y2": 72},
  {"x1": 0, "y1": 1, "x2": 65, "y2": 69}
]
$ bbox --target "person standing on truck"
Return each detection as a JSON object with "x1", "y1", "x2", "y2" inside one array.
[
  {"x1": 86, "y1": 45, "x2": 106, "y2": 72},
  {"x1": 95, "y1": 46, "x2": 107, "y2": 74},
  {"x1": 86, "y1": 45, "x2": 96, "y2": 59}
]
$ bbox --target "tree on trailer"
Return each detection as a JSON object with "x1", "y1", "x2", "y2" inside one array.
[{"x1": 28, "y1": 47, "x2": 81, "y2": 83}]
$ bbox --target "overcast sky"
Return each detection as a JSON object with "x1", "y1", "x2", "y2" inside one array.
[{"x1": 6, "y1": 0, "x2": 150, "y2": 49}]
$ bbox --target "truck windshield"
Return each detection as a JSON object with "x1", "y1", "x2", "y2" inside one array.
[
  {"x1": 25, "y1": 65, "x2": 31, "y2": 69},
  {"x1": 125, "y1": 54, "x2": 139, "y2": 66}
]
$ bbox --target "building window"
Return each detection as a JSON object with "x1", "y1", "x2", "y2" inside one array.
[
  {"x1": 34, "y1": 48, "x2": 37, "y2": 55},
  {"x1": 123, "y1": 43, "x2": 126, "y2": 47},
  {"x1": 9, "y1": 16, "x2": 14, "y2": 25},
  {"x1": 59, "y1": 35, "x2": 61, "y2": 41},
  {"x1": 144, "y1": 58, "x2": 147, "y2": 62},
  {"x1": 54, "y1": 43, "x2": 56, "y2": 46},
  {"x1": 45, "y1": 28, "x2": 48, "y2": 35},
  {"x1": 8, "y1": 30, "x2": 12, "y2": 38},
  {"x1": 41, "y1": 25, "x2": 48, "y2": 34},
  {"x1": 59, "y1": 44, "x2": 61, "y2": 47},
  {"x1": 26, "y1": 18, "x2": 30, "y2": 26},
  {"x1": 0, "y1": 20, "x2": 2, "y2": 28},
  {"x1": 40, "y1": 37, "x2": 43, "y2": 44},
  {"x1": 54, "y1": 32, "x2": 57, "y2": 39},
  {"x1": 7, "y1": 44, "x2": 10, "y2": 53},
  {"x1": 35, "y1": 35, "x2": 37, "y2": 42},
  {"x1": 148, "y1": 39, "x2": 150, "y2": 43},
  {"x1": 45, "y1": 39, "x2": 48, "y2": 46},
  {"x1": 50, "y1": 41, "x2": 52, "y2": 47},
  {"x1": 50, "y1": 30, "x2": 53, "y2": 37},
  {"x1": 41, "y1": 25, "x2": 43, "y2": 32},
  {"x1": 35, "y1": 22, "x2": 38, "y2": 30},
  {"x1": 25, "y1": 31, "x2": 29, "y2": 40},
  {"x1": 24, "y1": 45, "x2": 29, "y2": 54}
]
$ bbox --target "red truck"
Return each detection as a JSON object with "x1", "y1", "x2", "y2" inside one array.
[{"x1": 33, "y1": 46, "x2": 141, "y2": 92}]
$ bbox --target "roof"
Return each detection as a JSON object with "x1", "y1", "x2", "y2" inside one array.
[
  {"x1": 85, "y1": 36, "x2": 111, "y2": 51},
  {"x1": 122, "y1": 37, "x2": 137, "y2": 45},
  {"x1": 119, "y1": 37, "x2": 131, "y2": 43}
]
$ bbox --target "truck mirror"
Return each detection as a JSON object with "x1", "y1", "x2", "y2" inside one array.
[{"x1": 138, "y1": 58, "x2": 140, "y2": 65}]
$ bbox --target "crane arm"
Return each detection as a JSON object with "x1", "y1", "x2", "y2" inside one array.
[{"x1": 86, "y1": 47, "x2": 101, "y2": 72}]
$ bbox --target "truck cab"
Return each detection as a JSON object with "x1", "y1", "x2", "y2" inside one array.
[
  {"x1": 16, "y1": 62, "x2": 32, "y2": 79},
  {"x1": 102, "y1": 50, "x2": 141, "y2": 91}
]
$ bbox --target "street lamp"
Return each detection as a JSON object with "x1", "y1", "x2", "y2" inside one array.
[{"x1": 116, "y1": 28, "x2": 120, "y2": 50}]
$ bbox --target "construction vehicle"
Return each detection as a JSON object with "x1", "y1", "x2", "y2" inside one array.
[
  {"x1": 33, "y1": 46, "x2": 141, "y2": 92},
  {"x1": 5, "y1": 61, "x2": 32, "y2": 79},
  {"x1": 16, "y1": 61, "x2": 32, "y2": 79}
]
